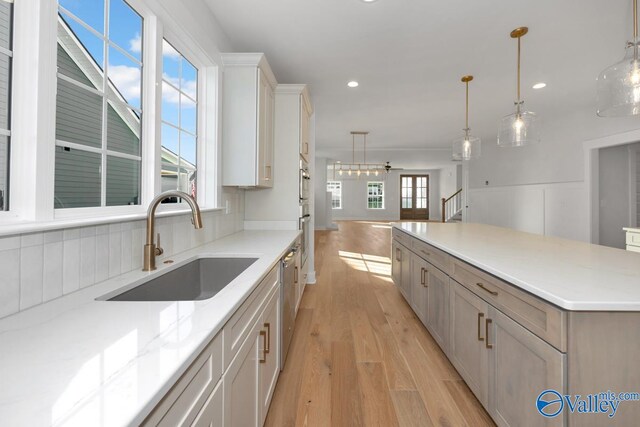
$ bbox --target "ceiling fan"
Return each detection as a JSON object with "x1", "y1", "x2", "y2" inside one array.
[{"x1": 384, "y1": 161, "x2": 404, "y2": 172}]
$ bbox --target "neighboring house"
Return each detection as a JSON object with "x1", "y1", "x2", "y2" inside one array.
[{"x1": 55, "y1": 15, "x2": 194, "y2": 208}]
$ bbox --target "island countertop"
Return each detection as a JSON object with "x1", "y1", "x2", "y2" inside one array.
[
  {"x1": 394, "y1": 222, "x2": 640, "y2": 311},
  {"x1": 0, "y1": 229, "x2": 300, "y2": 427}
]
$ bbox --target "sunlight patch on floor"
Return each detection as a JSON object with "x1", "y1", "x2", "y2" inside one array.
[{"x1": 338, "y1": 250, "x2": 391, "y2": 276}]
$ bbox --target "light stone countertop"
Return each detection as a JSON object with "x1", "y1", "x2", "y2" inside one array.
[
  {"x1": 0, "y1": 229, "x2": 300, "y2": 427},
  {"x1": 395, "y1": 222, "x2": 640, "y2": 311}
]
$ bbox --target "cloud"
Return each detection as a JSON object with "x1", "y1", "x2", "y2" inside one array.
[
  {"x1": 109, "y1": 64, "x2": 141, "y2": 103},
  {"x1": 129, "y1": 33, "x2": 141, "y2": 55},
  {"x1": 162, "y1": 40, "x2": 182, "y2": 59},
  {"x1": 162, "y1": 74, "x2": 197, "y2": 103}
]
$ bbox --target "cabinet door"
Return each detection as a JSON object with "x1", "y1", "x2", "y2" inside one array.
[
  {"x1": 260, "y1": 290, "x2": 281, "y2": 426},
  {"x1": 300, "y1": 98, "x2": 310, "y2": 161},
  {"x1": 192, "y1": 380, "x2": 223, "y2": 427},
  {"x1": 410, "y1": 254, "x2": 429, "y2": 324},
  {"x1": 488, "y1": 307, "x2": 565, "y2": 427},
  {"x1": 400, "y1": 245, "x2": 412, "y2": 302},
  {"x1": 391, "y1": 241, "x2": 402, "y2": 289},
  {"x1": 449, "y1": 280, "x2": 489, "y2": 407},
  {"x1": 426, "y1": 265, "x2": 449, "y2": 352},
  {"x1": 256, "y1": 69, "x2": 273, "y2": 188},
  {"x1": 223, "y1": 319, "x2": 262, "y2": 427}
]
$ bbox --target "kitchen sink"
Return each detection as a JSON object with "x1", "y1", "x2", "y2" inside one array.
[{"x1": 105, "y1": 257, "x2": 258, "y2": 301}]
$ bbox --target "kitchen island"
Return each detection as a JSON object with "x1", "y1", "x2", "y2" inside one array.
[{"x1": 392, "y1": 222, "x2": 640, "y2": 427}]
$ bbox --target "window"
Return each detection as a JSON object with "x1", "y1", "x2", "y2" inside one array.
[
  {"x1": 0, "y1": 0, "x2": 12, "y2": 211},
  {"x1": 55, "y1": 0, "x2": 143, "y2": 208},
  {"x1": 161, "y1": 39, "x2": 198, "y2": 200},
  {"x1": 327, "y1": 181, "x2": 342, "y2": 209},
  {"x1": 367, "y1": 181, "x2": 384, "y2": 209}
]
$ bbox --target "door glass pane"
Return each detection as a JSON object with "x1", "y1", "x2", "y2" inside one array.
[
  {"x1": 56, "y1": 80, "x2": 103, "y2": 148},
  {"x1": 54, "y1": 147, "x2": 102, "y2": 208},
  {"x1": 106, "y1": 156, "x2": 139, "y2": 206}
]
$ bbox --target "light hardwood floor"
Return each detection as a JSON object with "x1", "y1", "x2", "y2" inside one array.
[{"x1": 265, "y1": 220, "x2": 495, "y2": 427}]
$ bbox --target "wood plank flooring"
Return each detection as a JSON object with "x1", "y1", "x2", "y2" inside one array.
[{"x1": 265, "y1": 220, "x2": 494, "y2": 427}]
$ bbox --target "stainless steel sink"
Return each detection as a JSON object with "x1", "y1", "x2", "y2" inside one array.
[{"x1": 105, "y1": 257, "x2": 258, "y2": 301}]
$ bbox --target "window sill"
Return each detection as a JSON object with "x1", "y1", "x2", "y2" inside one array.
[{"x1": 0, "y1": 206, "x2": 225, "y2": 237}]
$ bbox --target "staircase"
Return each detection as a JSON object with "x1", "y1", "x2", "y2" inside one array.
[{"x1": 441, "y1": 189, "x2": 463, "y2": 223}]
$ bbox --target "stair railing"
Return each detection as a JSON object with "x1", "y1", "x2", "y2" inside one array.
[{"x1": 441, "y1": 188, "x2": 462, "y2": 223}]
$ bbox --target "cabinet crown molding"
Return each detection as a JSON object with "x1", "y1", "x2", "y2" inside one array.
[
  {"x1": 221, "y1": 52, "x2": 277, "y2": 88},
  {"x1": 275, "y1": 84, "x2": 313, "y2": 114}
]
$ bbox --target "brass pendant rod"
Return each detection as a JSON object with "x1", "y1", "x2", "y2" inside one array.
[
  {"x1": 635, "y1": 0, "x2": 638, "y2": 40},
  {"x1": 465, "y1": 80, "x2": 469, "y2": 130},
  {"x1": 364, "y1": 133, "x2": 367, "y2": 164},
  {"x1": 352, "y1": 133, "x2": 355, "y2": 164},
  {"x1": 517, "y1": 35, "x2": 521, "y2": 103}
]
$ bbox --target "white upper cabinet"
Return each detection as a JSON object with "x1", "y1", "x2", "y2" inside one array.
[{"x1": 221, "y1": 53, "x2": 276, "y2": 188}]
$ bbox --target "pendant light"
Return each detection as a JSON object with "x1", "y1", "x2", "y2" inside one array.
[
  {"x1": 452, "y1": 75, "x2": 481, "y2": 160},
  {"x1": 498, "y1": 27, "x2": 540, "y2": 147},
  {"x1": 597, "y1": 0, "x2": 640, "y2": 116}
]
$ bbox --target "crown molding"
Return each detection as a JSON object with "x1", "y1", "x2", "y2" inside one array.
[{"x1": 220, "y1": 52, "x2": 277, "y2": 88}]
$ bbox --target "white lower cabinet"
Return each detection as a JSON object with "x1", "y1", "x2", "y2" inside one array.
[
  {"x1": 410, "y1": 253, "x2": 429, "y2": 324},
  {"x1": 144, "y1": 265, "x2": 281, "y2": 427},
  {"x1": 425, "y1": 265, "x2": 449, "y2": 352}
]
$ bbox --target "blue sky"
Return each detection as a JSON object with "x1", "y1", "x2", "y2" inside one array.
[{"x1": 59, "y1": 0, "x2": 197, "y2": 165}]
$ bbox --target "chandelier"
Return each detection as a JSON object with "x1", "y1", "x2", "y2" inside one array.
[{"x1": 331, "y1": 131, "x2": 388, "y2": 179}]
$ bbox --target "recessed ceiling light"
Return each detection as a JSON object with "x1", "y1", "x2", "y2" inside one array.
[
  {"x1": 361, "y1": 0, "x2": 378, "y2": 2},
  {"x1": 532, "y1": 82, "x2": 547, "y2": 89},
  {"x1": 347, "y1": 81, "x2": 359, "y2": 88}
]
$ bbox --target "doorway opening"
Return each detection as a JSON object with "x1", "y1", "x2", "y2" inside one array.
[{"x1": 400, "y1": 175, "x2": 429, "y2": 220}]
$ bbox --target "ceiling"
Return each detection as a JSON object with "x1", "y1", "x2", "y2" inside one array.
[{"x1": 205, "y1": 0, "x2": 632, "y2": 166}]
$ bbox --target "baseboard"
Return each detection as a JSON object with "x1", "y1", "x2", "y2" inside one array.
[{"x1": 306, "y1": 270, "x2": 316, "y2": 284}]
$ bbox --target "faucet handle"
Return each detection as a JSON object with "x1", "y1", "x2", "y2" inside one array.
[{"x1": 155, "y1": 233, "x2": 164, "y2": 256}]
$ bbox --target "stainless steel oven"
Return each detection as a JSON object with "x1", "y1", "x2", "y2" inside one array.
[
  {"x1": 299, "y1": 203, "x2": 311, "y2": 266},
  {"x1": 299, "y1": 160, "x2": 310, "y2": 203}
]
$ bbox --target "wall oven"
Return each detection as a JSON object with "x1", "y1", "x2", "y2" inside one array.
[
  {"x1": 299, "y1": 160, "x2": 310, "y2": 203},
  {"x1": 299, "y1": 203, "x2": 311, "y2": 266}
]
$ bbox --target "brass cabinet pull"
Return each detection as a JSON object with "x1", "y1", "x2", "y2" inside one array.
[
  {"x1": 264, "y1": 323, "x2": 271, "y2": 354},
  {"x1": 422, "y1": 268, "x2": 428, "y2": 287},
  {"x1": 485, "y1": 318, "x2": 493, "y2": 349},
  {"x1": 420, "y1": 249, "x2": 431, "y2": 257},
  {"x1": 259, "y1": 330, "x2": 267, "y2": 363},
  {"x1": 476, "y1": 282, "x2": 498, "y2": 296},
  {"x1": 396, "y1": 248, "x2": 401, "y2": 261},
  {"x1": 304, "y1": 142, "x2": 309, "y2": 154},
  {"x1": 294, "y1": 266, "x2": 298, "y2": 284},
  {"x1": 477, "y1": 312, "x2": 485, "y2": 341},
  {"x1": 420, "y1": 267, "x2": 425, "y2": 285},
  {"x1": 265, "y1": 165, "x2": 272, "y2": 181}
]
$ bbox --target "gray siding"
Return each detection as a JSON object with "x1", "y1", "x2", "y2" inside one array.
[
  {"x1": 0, "y1": 2, "x2": 11, "y2": 211},
  {"x1": 55, "y1": 78, "x2": 102, "y2": 148},
  {"x1": 57, "y1": 44, "x2": 95, "y2": 89},
  {"x1": 107, "y1": 103, "x2": 139, "y2": 155},
  {"x1": 106, "y1": 156, "x2": 139, "y2": 206},
  {"x1": 54, "y1": 147, "x2": 101, "y2": 208}
]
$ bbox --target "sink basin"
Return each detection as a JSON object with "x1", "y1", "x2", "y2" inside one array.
[{"x1": 106, "y1": 257, "x2": 258, "y2": 301}]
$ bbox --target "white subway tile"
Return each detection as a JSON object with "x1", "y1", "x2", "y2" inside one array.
[
  {"x1": 109, "y1": 222, "x2": 121, "y2": 233},
  {"x1": 95, "y1": 233, "x2": 109, "y2": 283},
  {"x1": 43, "y1": 242, "x2": 63, "y2": 302},
  {"x1": 131, "y1": 227, "x2": 144, "y2": 269},
  {"x1": 20, "y1": 245, "x2": 43, "y2": 310},
  {"x1": 120, "y1": 230, "x2": 132, "y2": 273},
  {"x1": 96, "y1": 225, "x2": 109, "y2": 236},
  {"x1": 63, "y1": 228, "x2": 80, "y2": 240},
  {"x1": 44, "y1": 230, "x2": 63, "y2": 244},
  {"x1": 0, "y1": 249, "x2": 20, "y2": 318},
  {"x1": 81, "y1": 226, "x2": 96, "y2": 238},
  {"x1": 80, "y1": 236, "x2": 96, "y2": 288},
  {"x1": 108, "y1": 232, "x2": 122, "y2": 278},
  {"x1": 21, "y1": 233, "x2": 44, "y2": 248},
  {"x1": 62, "y1": 239, "x2": 80, "y2": 294},
  {"x1": 173, "y1": 220, "x2": 189, "y2": 254}
]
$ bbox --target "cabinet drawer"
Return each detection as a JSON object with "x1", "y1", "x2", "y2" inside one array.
[
  {"x1": 143, "y1": 332, "x2": 223, "y2": 427},
  {"x1": 451, "y1": 259, "x2": 567, "y2": 352},
  {"x1": 626, "y1": 231, "x2": 640, "y2": 246},
  {"x1": 224, "y1": 265, "x2": 279, "y2": 370},
  {"x1": 392, "y1": 228, "x2": 412, "y2": 248},
  {"x1": 411, "y1": 238, "x2": 452, "y2": 275}
]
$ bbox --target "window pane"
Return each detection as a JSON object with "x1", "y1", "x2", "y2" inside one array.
[
  {"x1": 108, "y1": 46, "x2": 141, "y2": 109},
  {"x1": 0, "y1": 1, "x2": 12, "y2": 52},
  {"x1": 58, "y1": 14, "x2": 105, "y2": 74},
  {"x1": 108, "y1": 0, "x2": 142, "y2": 61},
  {"x1": 59, "y1": 0, "x2": 105, "y2": 35},
  {"x1": 182, "y1": 60, "x2": 197, "y2": 99},
  {"x1": 0, "y1": 53, "x2": 9, "y2": 130},
  {"x1": 181, "y1": 95, "x2": 196, "y2": 134},
  {"x1": 162, "y1": 81, "x2": 180, "y2": 126},
  {"x1": 161, "y1": 123, "x2": 179, "y2": 157},
  {"x1": 106, "y1": 156, "x2": 139, "y2": 206},
  {"x1": 107, "y1": 102, "x2": 140, "y2": 155},
  {"x1": 54, "y1": 147, "x2": 101, "y2": 208},
  {"x1": 56, "y1": 79, "x2": 103, "y2": 148},
  {"x1": 162, "y1": 39, "x2": 180, "y2": 82},
  {"x1": 180, "y1": 132, "x2": 196, "y2": 166},
  {"x1": 0, "y1": 136, "x2": 8, "y2": 211}
]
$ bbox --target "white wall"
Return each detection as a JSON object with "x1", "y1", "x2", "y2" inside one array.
[
  {"x1": 314, "y1": 157, "x2": 328, "y2": 229},
  {"x1": 467, "y1": 104, "x2": 640, "y2": 242},
  {"x1": 329, "y1": 169, "x2": 442, "y2": 221}
]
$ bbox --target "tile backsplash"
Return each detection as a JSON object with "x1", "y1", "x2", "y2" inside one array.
[{"x1": 0, "y1": 189, "x2": 244, "y2": 319}]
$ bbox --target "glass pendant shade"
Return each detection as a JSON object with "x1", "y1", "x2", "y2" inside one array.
[
  {"x1": 498, "y1": 108, "x2": 540, "y2": 147},
  {"x1": 452, "y1": 134, "x2": 481, "y2": 160},
  {"x1": 597, "y1": 40, "x2": 640, "y2": 117}
]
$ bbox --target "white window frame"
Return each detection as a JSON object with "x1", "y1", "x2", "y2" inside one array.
[
  {"x1": 1, "y1": 0, "x2": 221, "y2": 227},
  {"x1": 367, "y1": 181, "x2": 384, "y2": 210},
  {"x1": 327, "y1": 180, "x2": 342, "y2": 209}
]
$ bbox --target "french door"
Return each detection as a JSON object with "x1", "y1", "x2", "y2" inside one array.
[{"x1": 400, "y1": 175, "x2": 429, "y2": 220}]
